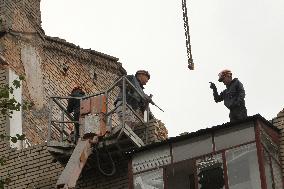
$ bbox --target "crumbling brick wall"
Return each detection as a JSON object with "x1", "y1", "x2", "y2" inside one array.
[
  {"x1": 0, "y1": 0, "x2": 168, "y2": 187},
  {"x1": 0, "y1": 0, "x2": 42, "y2": 34},
  {"x1": 0, "y1": 0, "x2": 128, "y2": 145},
  {"x1": 0, "y1": 30, "x2": 126, "y2": 145},
  {"x1": 0, "y1": 0, "x2": 168, "y2": 145},
  {"x1": 272, "y1": 109, "x2": 284, "y2": 174},
  {"x1": 0, "y1": 143, "x2": 64, "y2": 189},
  {"x1": 0, "y1": 141, "x2": 130, "y2": 189}
]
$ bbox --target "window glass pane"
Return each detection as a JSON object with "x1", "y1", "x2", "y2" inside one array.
[
  {"x1": 133, "y1": 169, "x2": 163, "y2": 189},
  {"x1": 196, "y1": 154, "x2": 225, "y2": 189},
  {"x1": 215, "y1": 123, "x2": 255, "y2": 151},
  {"x1": 166, "y1": 160, "x2": 195, "y2": 189},
  {"x1": 263, "y1": 150, "x2": 273, "y2": 189},
  {"x1": 271, "y1": 158, "x2": 283, "y2": 189},
  {"x1": 226, "y1": 143, "x2": 261, "y2": 189}
]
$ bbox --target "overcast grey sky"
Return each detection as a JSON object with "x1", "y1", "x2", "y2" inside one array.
[{"x1": 41, "y1": 0, "x2": 284, "y2": 137}]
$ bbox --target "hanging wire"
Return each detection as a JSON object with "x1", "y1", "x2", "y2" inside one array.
[{"x1": 93, "y1": 143, "x2": 116, "y2": 176}]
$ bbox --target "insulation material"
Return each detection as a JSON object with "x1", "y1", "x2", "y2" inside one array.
[
  {"x1": 133, "y1": 169, "x2": 163, "y2": 189},
  {"x1": 214, "y1": 122, "x2": 255, "y2": 151},
  {"x1": 132, "y1": 145, "x2": 171, "y2": 173},
  {"x1": 225, "y1": 143, "x2": 261, "y2": 189},
  {"x1": 80, "y1": 113, "x2": 106, "y2": 138}
]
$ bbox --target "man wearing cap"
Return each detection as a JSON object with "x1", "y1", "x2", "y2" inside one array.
[
  {"x1": 115, "y1": 70, "x2": 153, "y2": 127},
  {"x1": 209, "y1": 69, "x2": 247, "y2": 122},
  {"x1": 67, "y1": 86, "x2": 85, "y2": 143}
]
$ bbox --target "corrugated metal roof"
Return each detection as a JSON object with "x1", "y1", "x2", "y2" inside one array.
[{"x1": 132, "y1": 114, "x2": 279, "y2": 154}]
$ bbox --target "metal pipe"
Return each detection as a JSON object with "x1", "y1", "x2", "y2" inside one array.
[
  {"x1": 145, "y1": 106, "x2": 150, "y2": 144},
  {"x1": 47, "y1": 98, "x2": 53, "y2": 144},
  {"x1": 51, "y1": 122, "x2": 69, "y2": 136},
  {"x1": 117, "y1": 77, "x2": 127, "y2": 140},
  {"x1": 106, "y1": 76, "x2": 123, "y2": 93},
  {"x1": 106, "y1": 105, "x2": 119, "y2": 116},
  {"x1": 53, "y1": 98, "x2": 74, "y2": 121},
  {"x1": 60, "y1": 111, "x2": 64, "y2": 142},
  {"x1": 52, "y1": 120, "x2": 78, "y2": 124},
  {"x1": 82, "y1": 91, "x2": 105, "y2": 99},
  {"x1": 126, "y1": 104, "x2": 144, "y2": 123}
]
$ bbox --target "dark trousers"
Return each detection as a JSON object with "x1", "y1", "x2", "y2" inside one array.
[
  {"x1": 229, "y1": 106, "x2": 247, "y2": 122},
  {"x1": 74, "y1": 111, "x2": 80, "y2": 143}
]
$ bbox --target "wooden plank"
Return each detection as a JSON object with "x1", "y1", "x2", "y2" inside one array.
[
  {"x1": 48, "y1": 141, "x2": 74, "y2": 149},
  {"x1": 56, "y1": 139, "x2": 92, "y2": 189},
  {"x1": 123, "y1": 124, "x2": 144, "y2": 147}
]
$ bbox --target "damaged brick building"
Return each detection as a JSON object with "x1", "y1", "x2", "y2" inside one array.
[
  {"x1": 0, "y1": 1, "x2": 284, "y2": 189},
  {"x1": 0, "y1": 0, "x2": 167, "y2": 188}
]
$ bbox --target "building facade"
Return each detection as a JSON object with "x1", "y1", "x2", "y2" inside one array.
[{"x1": 0, "y1": 1, "x2": 283, "y2": 189}]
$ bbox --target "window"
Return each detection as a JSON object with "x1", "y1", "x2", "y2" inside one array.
[
  {"x1": 133, "y1": 169, "x2": 164, "y2": 189},
  {"x1": 166, "y1": 160, "x2": 195, "y2": 189},
  {"x1": 196, "y1": 154, "x2": 225, "y2": 189},
  {"x1": 225, "y1": 143, "x2": 261, "y2": 189}
]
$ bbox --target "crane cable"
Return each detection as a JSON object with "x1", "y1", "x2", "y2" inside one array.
[{"x1": 182, "y1": 0, "x2": 194, "y2": 70}]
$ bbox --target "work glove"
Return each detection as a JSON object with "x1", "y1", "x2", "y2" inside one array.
[{"x1": 209, "y1": 82, "x2": 217, "y2": 90}]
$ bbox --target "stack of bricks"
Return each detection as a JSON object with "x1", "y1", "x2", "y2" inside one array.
[
  {"x1": 272, "y1": 108, "x2": 284, "y2": 174},
  {"x1": 134, "y1": 119, "x2": 168, "y2": 144}
]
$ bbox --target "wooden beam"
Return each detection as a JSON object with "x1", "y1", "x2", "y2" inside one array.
[{"x1": 56, "y1": 139, "x2": 92, "y2": 189}]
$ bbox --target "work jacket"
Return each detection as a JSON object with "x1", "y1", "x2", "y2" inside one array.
[
  {"x1": 67, "y1": 89, "x2": 85, "y2": 115},
  {"x1": 115, "y1": 75, "x2": 149, "y2": 112},
  {"x1": 213, "y1": 78, "x2": 246, "y2": 110}
]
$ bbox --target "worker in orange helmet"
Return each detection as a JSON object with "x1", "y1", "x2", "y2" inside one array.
[
  {"x1": 209, "y1": 69, "x2": 247, "y2": 122},
  {"x1": 67, "y1": 85, "x2": 85, "y2": 143}
]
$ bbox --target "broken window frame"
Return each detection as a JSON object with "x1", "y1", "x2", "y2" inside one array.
[
  {"x1": 165, "y1": 159, "x2": 196, "y2": 189},
  {"x1": 225, "y1": 143, "x2": 262, "y2": 189},
  {"x1": 130, "y1": 120, "x2": 283, "y2": 189},
  {"x1": 263, "y1": 147, "x2": 284, "y2": 189},
  {"x1": 133, "y1": 168, "x2": 164, "y2": 189},
  {"x1": 196, "y1": 153, "x2": 225, "y2": 189}
]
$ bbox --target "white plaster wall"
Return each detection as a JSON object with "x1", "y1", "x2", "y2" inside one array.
[
  {"x1": 21, "y1": 45, "x2": 44, "y2": 109},
  {"x1": 9, "y1": 69, "x2": 23, "y2": 149}
]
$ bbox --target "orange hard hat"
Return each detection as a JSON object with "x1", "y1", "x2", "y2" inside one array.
[{"x1": 218, "y1": 69, "x2": 232, "y2": 82}]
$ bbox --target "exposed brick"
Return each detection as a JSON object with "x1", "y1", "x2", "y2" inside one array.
[{"x1": 0, "y1": 1, "x2": 168, "y2": 188}]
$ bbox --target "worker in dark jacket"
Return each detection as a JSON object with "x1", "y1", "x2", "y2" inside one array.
[
  {"x1": 67, "y1": 86, "x2": 85, "y2": 143},
  {"x1": 115, "y1": 70, "x2": 153, "y2": 127},
  {"x1": 115, "y1": 70, "x2": 150, "y2": 112},
  {"x1": 210, "y1": 69, "x2": 247, "y2": 122}
]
